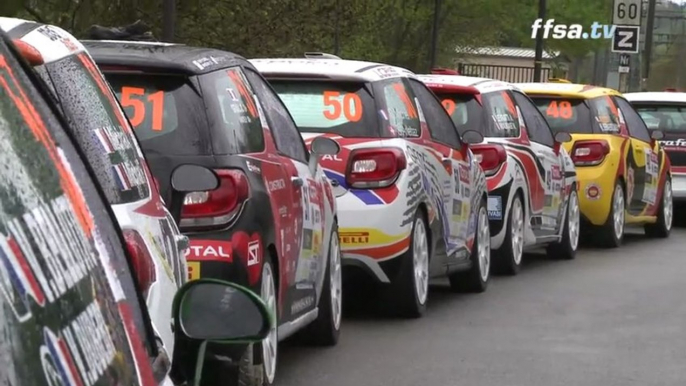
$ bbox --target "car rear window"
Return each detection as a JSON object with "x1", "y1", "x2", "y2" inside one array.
[
  {"x1": 39, "y1": 54, "x2": 151, "y2": 205},
  {"x1": 435, "y1": 93, "x2": 484, "y2": 136},
  {"x1": 633, "y1": 104, "x2": 686, "y2": 132},
  {"x1": 269, "y1": 80, "x2": 381, "y2": 137},
  {"x1": 481, "y1": 91, "x2": 520, "y2": 138},
  {"x1": 530, "y1": 96, "x2": 596, "y2": 134},
  {"x1": 104, "y1": 73, "x2": 208, "y2": 155},
  {"x1": 199, "y1": 67, "x2": 265, "y2": 154}
]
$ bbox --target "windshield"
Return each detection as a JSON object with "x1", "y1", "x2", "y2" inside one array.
[
  {"x1": 530, "y1": 97, "x2": 595, "y2": 134},
  {"x1": 39, "y1": 54, "x2": 151, "y2": 205},
  {"x1": 436, "y1": 93, "x2": 484, "y2": 136},
  {"x1": 269, "y1": 80, "x2": 382, "y2": 137},
  {"x1": 633, "y1": 104, "x2": 686, "y2": 132},
  {"x1": 104, "y1": 73, "x2": 208, "y2": 156}
]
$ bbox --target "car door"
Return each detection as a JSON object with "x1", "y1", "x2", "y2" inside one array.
[
  {"x1": 614, "y1": 96, "x2": 659, "y2": 215},
  {"x1": 0, "y1": 35, "x2": 165, "y2": 386},
  {"x1": 408, "y1": 78, "x2": 472, "y2": 262},
  {"x1": 512, "y1": 91, "x2": 564, "y2": 235},
  {"x1": 244, "y1": 67, "x2": 323, "y2": 321}
]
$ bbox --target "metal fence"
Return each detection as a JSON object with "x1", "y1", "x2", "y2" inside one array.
[{"x1": 457, "y1": 63, "x2": 552, "y2": 83}]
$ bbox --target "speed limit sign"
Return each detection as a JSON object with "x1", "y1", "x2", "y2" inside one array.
[{"x1": 613, "y1": 0, "x2": 641, "y2": 26}]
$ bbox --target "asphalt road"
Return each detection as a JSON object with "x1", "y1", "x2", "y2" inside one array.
[{"x1": 275, "y1": 225, "x2": 686, "y2": 386}]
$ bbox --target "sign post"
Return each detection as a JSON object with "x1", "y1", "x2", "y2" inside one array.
[
  {"x1": 612, "y1": 0, "x2": 641, "y2": 91},
  {"x1": 612, "y1": 0, "x2": 641, "y2": 26}
]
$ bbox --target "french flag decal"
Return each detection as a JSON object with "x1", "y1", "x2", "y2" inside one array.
[
  {"x1": 0, "y1": 235, "x2": 46, "y2": 312},
  {"x1": 93, "y1": 128, "x2": 115, "y2": 154},
  {"x1": 112, "y1": 164, "x2": 133, "y2": 191},
  {"x1": 42, "y1": 328, "x2": 85, "y2": 386}
]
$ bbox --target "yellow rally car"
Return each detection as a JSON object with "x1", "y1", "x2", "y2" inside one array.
[{"x1": 516, "y1": 82, "x2": 673, "y2": 247}]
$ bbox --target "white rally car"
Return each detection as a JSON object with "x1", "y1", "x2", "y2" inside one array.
[
  {"x1": 251, "y1": 54, "x2": 489, "y2": 318},
  {"x1": 419, "y1": 74, "x2": 579, "y2": 274},
  {"x1": 0, "y1": 17, "x2": 188, "y2": 358},
  {"x1": 625, "y1": 92, "x2": 686, "y2": 203}
]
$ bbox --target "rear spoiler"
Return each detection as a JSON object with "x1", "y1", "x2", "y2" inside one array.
[{"x1": 304, "y1": 52, "x2": 341, "y2": 60}]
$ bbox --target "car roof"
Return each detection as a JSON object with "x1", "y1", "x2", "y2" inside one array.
[
  {"x1": 624, "y1": 92, "x2": 686, "y2": 104},
  {"x1": 0, "y1": 17, "x2": 88, "y2": 63},
  {"x1": 515, "y1": 82, "x2": 621, "y2": 99},
  {"x1": 81, "y1": 39, "x2": 247, "y2": 75},
  {"x1": 250, "y1": 58, "x2": 416, "y2": 82},
  {"x1": 416, "y1": 74, "x2": 517, "y2": 94}
]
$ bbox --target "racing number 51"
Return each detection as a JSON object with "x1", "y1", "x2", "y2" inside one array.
[{"x1": 120, "y1": 86, "x2": 164, "y2": 131}]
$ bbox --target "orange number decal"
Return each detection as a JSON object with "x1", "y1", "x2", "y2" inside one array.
[
  {"x1": 227, "y1": 70, "x2": 258, "y2": 118},
  {"x1": 558, "y1": 101, "x2": 572, "y2": 119},
  {"x1": 323, "y1": 91, "x2": 342, "y2": 120},
  {"x1": 392, "y1": 83, "x2": 417, "y2": 118},
  {"x1": 323, "y1": 91, "x2": 363, "y2": 122},
  {"x1": 441, "y1": 99, "x2": 456, "y2": 115},
  {"x1": 120, "y1": 87, "x2": 165, "y2": 131},
  {"x1": 121, "y1": 87, "x2": 146, "y2": 127}
]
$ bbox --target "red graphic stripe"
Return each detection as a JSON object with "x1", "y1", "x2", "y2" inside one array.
[{"x1": 507, "y1": 148, "x2": 546, "y2": 212}]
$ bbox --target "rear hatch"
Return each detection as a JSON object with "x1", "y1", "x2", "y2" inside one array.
[
  {"x1": 632, "y1": 103, "x2": 686, "y2": 170},
  {"x1": 268, "y1": 78, "x2": 410, "y2": 197}
]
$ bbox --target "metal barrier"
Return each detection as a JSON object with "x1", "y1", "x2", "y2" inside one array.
[{"x1": 457, "y1": 63, "x2": 552, "y2": 83}]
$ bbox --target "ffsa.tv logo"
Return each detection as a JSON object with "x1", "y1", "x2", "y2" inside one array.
[{"x1": 531, "y1": 19, "x2": 616, "y2": 39}]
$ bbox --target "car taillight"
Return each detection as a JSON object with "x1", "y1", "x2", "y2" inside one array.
[
  {"x1": 122, "y1": 229, "x2": 156, "y2": 298},
  {"x1": 571, "y1": 140, "x2": 610, "y2": 166},
  {"x1": 180, "y1": 169, "x2": 249, "y2": 229},
  {"x1": 345, "y1": 148, "x2": 407, "y2": 189},
  {"x1": 471, "y1": 144, "x2": 507, "y2": 176}
]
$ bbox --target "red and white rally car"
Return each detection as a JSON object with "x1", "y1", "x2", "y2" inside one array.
[
  {"x1": 418, "y1": 74, "x2": 579, "y2": 274},
  {"x1": 252, "y1": 55, "x2": 490, "y2": 318}
]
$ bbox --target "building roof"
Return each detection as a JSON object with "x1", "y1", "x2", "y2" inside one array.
[
  {"x1": 250, "y1": 58, "x2": 415, "y2": 82},
  {"x1": 515, "y1": 82, "x2": 622, "y2": 99},
  {"x1": 456, "y1": 46, "x2": 561, "y2": 60}
]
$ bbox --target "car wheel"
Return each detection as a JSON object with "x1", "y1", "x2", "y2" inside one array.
[
  {"x1": 259, "y1": 258, "x2": 278, "y2": 385},
  {"x1": 547, "y1": 186, "x2": 580, "y2": 260},
  {"x1": 384, "y1": 209, "x2": 430, "y2": 318},
  {"x1": 595, "y1": 181, "x2": 625, "y2": 248},
  {"x1": 645, "y1": 178, "x2": 673, "y2": 238},
  {"x1": 494, "y1": 193, "x2": 524, "y2": 275},
  {"x1": 301, "y1": 228, "x2": 342, "y2": 346},
  {"x1": 448, "y1": 199, "x2": 490, "y2": 293}
]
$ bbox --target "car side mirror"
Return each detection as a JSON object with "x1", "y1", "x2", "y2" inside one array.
[
  {"x1": 554, "y1": 131, "x2": 572, "y2": 143},
  {"x1": 168, "y1": 164, "x2": 220, "y2": 224},
  {"x1": 461, "y1": 130, "x2": 484, "y2": 145},
  {"x1": 308, "y1": 136, "x2": 340, "y2": 174},
  {"x1": 171, "y1": 279, "x2": 273, "y2": 386},
  {"x1": 651, "y1": 129, "x2": 664, "y2": 141}
]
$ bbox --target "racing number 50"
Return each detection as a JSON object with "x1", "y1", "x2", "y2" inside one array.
[
  {"x1": 323, "y1": 91, "x2": 362, "y2": 122},
  {"x1": 120, "y1": 87, "x2": 164, "y2": 131}
]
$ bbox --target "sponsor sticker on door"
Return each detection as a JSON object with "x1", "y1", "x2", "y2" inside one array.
[{"x1": 487, "y1": 196, "x2": 503, "y2": 220}]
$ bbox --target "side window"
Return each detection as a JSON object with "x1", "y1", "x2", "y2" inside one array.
[
  {"x1": 244, "y1": 68, "x2": 308, "y2": 162},
  {"x1": 40, "y1": 53, "x2": 152, "y2": 205},
  {"x1": 614, "y1": 97, "x2": 652, "y2": 142},
  {"x1": 377, "y1": 79, "x2": 421, "y2": 137},
  {"x1": 481, "y1": 91, "x2": 521, "y2": 138},
  {"x1": 200, "y1": 67, "x2": 265, "y2": 154},
  {"x1": 589, "y1": 96, "x2": 621, "y2": 134},
  {"x1": 408, "y1": 79, "x2": 461, "y2": 149},
  {"x1": 512, "y1": 92, "x2": 555, "y2": 147}
]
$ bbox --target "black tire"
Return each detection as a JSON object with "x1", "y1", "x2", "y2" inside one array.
[
  {"x1": 256, "y1": 257, "x2": 278, "y2": 385},
  {"x1": 383, "y1": 209, "x2": 430, "y2": 318},
  {"x1": 645, "y1": 178, "x2": 673, "y2": 238},
  {"x1": 547, "y1": 186, "x2": 580, "y2": 260},
  {"x1": 301, "y1": 228, "x2": 342, "y2": 346},
  {"x1": 493, "y1": 193, "x2": 524, "y2": 276},
  {"x1": 449, "y1": 199, "x2": 490, "y2": 293},
  {"x1": 594, "y1": 181, "x2": 625, "y2": 248}
]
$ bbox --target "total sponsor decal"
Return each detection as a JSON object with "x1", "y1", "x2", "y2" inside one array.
[
  {"x1": 321, "y1": 154, "x2": 343, "y2": 162},
  {"x1": 185, "y1": 233, "x2": 263, "y2": 285},
  {"x1": 185, "y1": 240, "x2": 233, "y2": 261},
  {"x1": 585, "y1": 184, "x2": 601, "y2": 200}
]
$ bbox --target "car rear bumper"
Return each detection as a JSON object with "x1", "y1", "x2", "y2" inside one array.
[{"x1": 671, "y1": 172, "x2": 686, "y2": 200}]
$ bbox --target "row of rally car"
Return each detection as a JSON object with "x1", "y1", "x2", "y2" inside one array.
[{"x1": 0, "y1": 17, "x2": 677, "y2": 386}]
